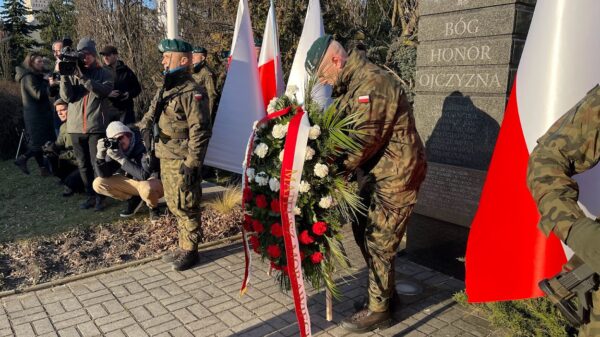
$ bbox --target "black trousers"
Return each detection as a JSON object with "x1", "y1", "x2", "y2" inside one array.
[
  {"x1": 45, "y1": 155, "x2": 84, "y2": 192},
  {"x1": 70, "y1": 133, "x2": 104, "y2": 196}
]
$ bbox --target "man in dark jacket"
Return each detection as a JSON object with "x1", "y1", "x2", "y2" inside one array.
[
  {"x1": 93, "y1": 121, "x2": 163, "y2": 218},
  {"x1": 42, "y1": 99, "x2": 84, "y2": 196},
  {"x1": 100, "y1": 45, "x2": 142, "y2": 125},
  {"x1": 60, "y1": 37, "x2": 115, "y2": 211}
]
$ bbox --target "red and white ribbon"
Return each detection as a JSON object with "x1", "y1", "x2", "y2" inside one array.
[
  {"x1": 240, "y1": 107, "x2": 293, "y2": 296},
  {"x1": 280, "y1": 107, "x2": 312, "y2": 337}
]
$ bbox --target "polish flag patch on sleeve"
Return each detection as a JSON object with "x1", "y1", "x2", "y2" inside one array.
[
  {"x1": 194, "y1": 93, "x2": 203, "y2": 101},
  {"x1": 358, "y1": 95, "x2": 370, "y2": 103}
]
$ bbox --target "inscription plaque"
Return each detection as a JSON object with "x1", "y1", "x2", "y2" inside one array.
[
  {"x1": 421, "y1": 0, "x2": 536, "y2": 15},
  {"x1": 417, "y1": 37, "x2": 525, "y2": 67},
  {"x1": 419, "y1": 4, "x2": 534, "y2": 42},
  {"x1": 416, "y1": 66, "x2": 515, "y2": 94}
]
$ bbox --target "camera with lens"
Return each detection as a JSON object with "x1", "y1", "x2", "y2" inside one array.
[
  {"x1": 58, "y1": 46, "x2": 85, "y2": 76},
  {"x1": 103, "y1": 138, "x2": 120, "y2": 150}
]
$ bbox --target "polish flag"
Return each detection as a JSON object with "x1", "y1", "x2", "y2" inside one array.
[
  {"x1": 258, "y1": 0, "x2": 285, "y2": 110},
  {"x1": 286, "y1": 0, "x2": 331, "y2": 106},
  {"x1": 204, "y1": 0, "x2": 264, "y2": 174},
  {"x1": 466, "y1": 0, "x2": 600, "y2": 302}
]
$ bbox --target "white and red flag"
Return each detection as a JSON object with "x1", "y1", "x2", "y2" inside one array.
[
  {"x1": 466, "y1": 0, "x2": 600, "y2": 302},
  {"x1": 286, "y1": 0, "x2": 331, "y2": 106},
  {"x1": 204, "y1": 0, "x2": 264, "y2": 174},
  {"x1": 258, "y1": 0, "x2": 285, "y2": 110}
]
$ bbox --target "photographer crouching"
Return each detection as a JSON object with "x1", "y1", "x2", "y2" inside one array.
[{"x1": 93, "y1": 121, "x2": 163, "y2": 219}]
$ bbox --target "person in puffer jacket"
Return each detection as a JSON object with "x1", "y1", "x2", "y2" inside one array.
[{"x1": 59, "y1": 37, "x2": 116, "y2": 211}]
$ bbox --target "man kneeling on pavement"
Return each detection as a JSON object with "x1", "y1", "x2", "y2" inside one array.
[{"x1": 93, "y1": 121, "x2": 164, "y2": 219}]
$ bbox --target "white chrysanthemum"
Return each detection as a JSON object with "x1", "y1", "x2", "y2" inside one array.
[
  {"x1": 278, "y1": 151, "x2": 284, "y2": 162},
  {"x1": 269, "y1": 177, "x2": 280, "y2": 192},
  {"x1": 255, "y1": 172, "x2": 269, "y2": 186},
  {"x1": 285, "y1": 85, "x2": 299, "y2": 99},
  {"x1": 294, "y1": 206, "x2": 302, "y2": 215},
  {"x1": 308, "y1": 125, "x2": 321, "y2": 140},
  {"x1": 314, "y1": 163, "x2": 329, "y2": 178},
  {"x1": 246, "y1": 168, "x2": 255, "y2": 182},
  {"x1": 298, "y1": 180, "x2": 311, "y2": 193},
  {"x1": 305, "y1": 146, "x2": 315, "y2": 161},
  {"x1": 272, "y1": 123, "x2": 288, "y2": 139},
  {"x1": 319, "y1": 195, "x2": 333, "y2": 209},
  {"x1": 254, "y1": 143, "x2": 269, "y2": 158},
  {"x1": 267, "y1": 97, "x2": 278, "y2": 114}
]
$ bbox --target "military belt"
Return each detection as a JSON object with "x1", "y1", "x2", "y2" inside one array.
[{"x1": 159, "y1": 130, "x2": 189, "y2": 143}]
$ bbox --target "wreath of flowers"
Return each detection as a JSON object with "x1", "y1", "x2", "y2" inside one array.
[{"x1": 242, "y1": 84, "x2": 365, "y2": 295}]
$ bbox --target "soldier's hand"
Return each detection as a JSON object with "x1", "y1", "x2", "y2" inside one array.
[
  {"x1": 179, "y1": 163, "x2": 197, "y2": 190},
  {"x1": 96, "y1": 139, "x2": 108, "y2": 160}
]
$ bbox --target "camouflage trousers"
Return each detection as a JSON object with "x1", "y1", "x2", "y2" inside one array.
[
  {"x1": 160, "y1": 159, "x2": 203, "y2": 251},
  {"x1": 352, "y1": 152, "x2": 426, "y2": 312},
  {"x1": 579, "y1": 289, "x2": 600, "y2": 337}
]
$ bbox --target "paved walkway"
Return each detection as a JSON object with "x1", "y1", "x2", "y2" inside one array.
[{"x1": 0, "y1": 233, "x2": 501, "y2": 337}]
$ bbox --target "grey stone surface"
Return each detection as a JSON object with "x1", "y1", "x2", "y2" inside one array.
[
  {"x1": 419, "y1": 4, "x2": 534, "y2": 42},
  {"x1": 420, "y1": 0, "x2": 536, "y2": 15},
  {"x1": 0, "y1": 233, "x2": 500, "y2": 336},
  {"x1": 417, "y1": 37, "x2": 525, "y2": 67},
  {"x1": 414, "y1": 94, "x2": 505, "y2": 170},
  {"x1": 416, "y1": 65, "x2": 515, "y2": 94},
  {"x1": 414, "y1": 162, "x2": 486, "y2": 227}
]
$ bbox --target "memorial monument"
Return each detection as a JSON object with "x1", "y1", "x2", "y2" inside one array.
[{"x1": 407, "y1": 0, "x2": 536, "y2": 278}]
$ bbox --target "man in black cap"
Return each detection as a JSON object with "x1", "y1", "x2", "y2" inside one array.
[
  {"x1": 139, "y1": 38, "x2": 212, "y2": 271},
  {"x1": 100, "y1": 45, "x2": 142, "y2": 125},
  {"x1": 191, "y1": 47, "x2": 217, "y2": 122}
]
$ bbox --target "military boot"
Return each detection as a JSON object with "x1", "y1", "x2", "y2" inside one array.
[
  {"x1": 340, "y1": 308, "x2": 392, "y2": 333},
  {"x1": 353, "y1": 290, "x2": 402, "y2": 311},
  {"x1": 14, "y1": 155, "x2": 30, "y2": 175},
  {"x1": 171, "y1": 249, "x2": 199, "y2": 271}
]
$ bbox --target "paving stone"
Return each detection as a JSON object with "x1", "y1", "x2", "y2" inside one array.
[
  {"x1": 144, "y1": 301, "x2": 169, "y2": 317},
  {"x1": 10, "y1": 309, "x2": 48, "y2": 325},
  {"x1": 129, "y1": 307, "x2": 153, "y2": 322},
  {"x1": 13, "y1": 323, "x2": 34, "y2": 337},
  {"x1": 57, "y1": 326, "x2": 81, "y2": 337},
  {"x1": 32, "y1": 318, "x2": 54, "y2": 334},
  {"x1": 98, "y1": 317, "x2": 136, "y2": 334},
  {"x1": 140, "y1": 313, "x2": 175, "y2": 329},
  {"x1": 172, "y1": 308, "x2": 197, "y2": 324},
  {"x1": 76, "y1": 321, "x2": 101, "y2": 337},
  {"x1": 19, "y1": 294, "x2": 41, "y2": 309},
  {"x1": 86, "y1": 304, "x2": 108, "y2": 320},
  {"x1": 53, "y1": 314, "x2": 91, "y2": 330},
  {"x1": 0, "y1": 328, "x2": 12, "y2": 337},
  {"x1": 168, "y1": 326, "x2": 194, "y2": 337},
  {"x1": 122, "y1": 324, "x2": 149, "y2": 337},
  {"x1": 102, "y1": 299, "x2": 125, "y2": 314},
  {"x1": 61, "y1": 298, "x2": 83, "y2": 312}
]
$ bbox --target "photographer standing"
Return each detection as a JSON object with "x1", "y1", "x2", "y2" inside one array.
[
  {"x1": 100, "y1": 45, "x2": 142, "y2": 125},
  {"x1": 60, "y1": 37, "x2": 115, "y2": 211},
  {"x1": 93, "y1": 121, "x2": 163, "y2": 218},
  {"x1": 14, "y1": 52, "x2": 55, "y2": 176}
]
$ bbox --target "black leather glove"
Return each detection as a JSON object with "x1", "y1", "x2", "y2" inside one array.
[{"x1": 179, "y1": 163, "x2": 198, "y2": 190}]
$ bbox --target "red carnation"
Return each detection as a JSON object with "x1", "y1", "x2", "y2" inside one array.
[
  {"x1": 271, "y1": 223, "x2": 283, "y2": 237},
  {"x1": 267, "y1": 245, "x2": 281, "y2": 259},
  {"x1": 312, "y1": 221, "x2": 327, "y2": 236},
  {"x1": 255, "y1": 195, "x2": 268, "y2": 209},
  {"x1": 249, "y1": 235, "x2": 260, "y2": 254},
  {"x1": 243, "y1": 188, "x2": 253, "y2": 203},
  {"x1": 300, "y1": 251, "x2": 306, "y2": 260},
  {"x1": 252, "y1": 220, "x2": 264, "y2": 233},
  {"x1": 270, "y1": 199, "x2": 280, "y2": 213},
  {"x1": 310, "y1": 252, "x2": 324, "y2": 264},
  {"x1": 299, "y1": 230, "x2": 314, "y2": 245}
]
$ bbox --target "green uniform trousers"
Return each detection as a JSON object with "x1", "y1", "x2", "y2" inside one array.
[{"x1": 160, "y1": 159, "x2": 203, "y2": 251}]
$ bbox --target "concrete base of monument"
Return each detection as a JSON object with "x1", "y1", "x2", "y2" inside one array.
[{"x1": 404, "y1": 214, "x2": 469, "y2": 280}]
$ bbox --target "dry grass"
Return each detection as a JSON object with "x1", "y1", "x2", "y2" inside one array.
[{"x1": 205, "y1": 185, "x2": 242, "y2": 214}]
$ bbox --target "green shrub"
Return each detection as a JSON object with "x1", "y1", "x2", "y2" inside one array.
[
  {"x1": 454, "y1": 291, "x2": 577, "y2": 337},
  {"x1": 0, "y1": 80, "x2": 24, "y2": 160}
]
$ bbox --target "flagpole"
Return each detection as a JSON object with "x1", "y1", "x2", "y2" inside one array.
[{"x1": 166, "y1": 0, "x2": 179, "y2": 39}]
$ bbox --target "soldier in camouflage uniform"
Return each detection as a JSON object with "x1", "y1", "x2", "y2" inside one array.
[
  {"x1": 192, "y1": 47, "x2": 217, "y2": 123},
  {"x1": 306, "y1": 35, "x2": 427, "y2": 333},
  {"x1": 139, "y1": 39, "x2": 212, "y2": 271},
  {"x1": 527, "y1": 84, "x2": 600, "y2": 337}
]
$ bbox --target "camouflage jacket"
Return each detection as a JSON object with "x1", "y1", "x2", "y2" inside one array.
[
  {"x1": 192, "y1": 64, "x2": 217, "y2": 117},
  {"x1": 139, "y1": 71, "x2": 212, "y2": 169},
  {"x1": 333, "y1": 50, "x2": 425, "y2": 173},
  {"x1": 527, "y1": 85, "x2": 600, "y2": 240}
]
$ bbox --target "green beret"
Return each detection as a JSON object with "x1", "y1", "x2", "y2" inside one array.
[
  {"x1": 305, "y1": 34, "x2": 333, "y2": 75},
  {"x1": 158, "y1": 39, "x2": 193, "y2": 53},
  {"x1": 193, "y1": 46, "x2": 208, "y2": 54}
]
